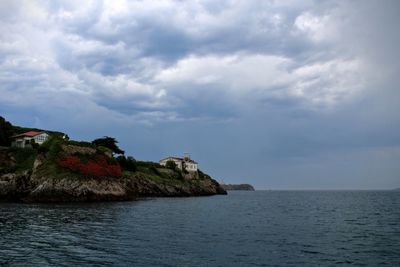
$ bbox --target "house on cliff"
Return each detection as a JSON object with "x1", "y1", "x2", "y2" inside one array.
[
  {"x1": 11, "y1": 131, "x2": 49, "y2": 148},
  {"x1": 159, "y1": 154, "x2": 198, "y2": 172}
]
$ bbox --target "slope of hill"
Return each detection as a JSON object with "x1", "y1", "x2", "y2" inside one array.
[{"x1": 0, "y1": 117, "x2": 226, "y2": 202}]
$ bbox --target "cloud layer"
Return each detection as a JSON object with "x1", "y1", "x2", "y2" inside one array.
[{"x1": 1, "y1": 0, "x2": 399, "y2": 189}]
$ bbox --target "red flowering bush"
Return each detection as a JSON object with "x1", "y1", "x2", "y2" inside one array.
[
  {"x1": 58, "y1": 156, "x2": 81, "y2": 172},
  {"x1": 93, "y1": 154, "x2": 108, "y2": 166},
  {"x1": 57, "y1": 154, "x2": 122, "y2": 178},
  {"x1": 80, "y1": 161, "x2": 104, "y2": 177},
  {"x1": 107, "y1": 164, "x2": 122, "y2": 177}
]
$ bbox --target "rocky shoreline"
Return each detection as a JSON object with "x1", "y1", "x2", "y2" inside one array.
[
  {"x1": 0, "y1": 116, "x2": 227, "y2": 202},
  {"x1": 0, "y1": 149, "x2": 227, "y2": 203},
  {"x1": 0, "y1": 169, "x2": 226, "y2": 203}
]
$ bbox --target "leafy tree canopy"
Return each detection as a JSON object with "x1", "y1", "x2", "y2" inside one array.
[
  {"x1": 166, "y1": 160, "x2": 177, "y2": 170},
  {"x1": 0, "y1": 116, "x2": 14, "y2": 146},
  {"x1": 116, "y1": 155, "x2": 136, "y2": 172},
  {"x1": 92, "y1": 136, "x2": 125, "y2": 155}
]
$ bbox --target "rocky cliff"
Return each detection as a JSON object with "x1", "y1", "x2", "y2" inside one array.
[{"x1": 0, "y1": 146, "x2": 226, "y2": 202}]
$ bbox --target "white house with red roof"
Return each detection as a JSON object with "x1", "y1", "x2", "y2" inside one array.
[
  {"x1": 159, "y1": 154, "x2": 198, "y2": 172},
  {"x1": 11, "y1": 131, "x2": 49, "y2": 148}
]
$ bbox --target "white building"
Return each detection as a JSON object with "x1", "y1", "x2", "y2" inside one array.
[
  {"x1": 159, "y1": 154, "x2": 198, "y2": 172},
  {"x1": 11, "y1": 131, "x2": 49, "y2": 148}
]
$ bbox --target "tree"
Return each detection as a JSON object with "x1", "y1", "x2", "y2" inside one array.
[
  {"x1": 116, "y1": 155, "x2": 137, "y2": 172},
  {"x1": 92, "y1": 136, "x2": 124, "y2": 155},
  {"x1": 126, "y1": 156, "x2": 137, "y2": 171},
  {"x1": 0, "y1": 116, "x2": 14, "y2": 147},
  {"x1": 30, "y1": 139, "x2": 39, "y2": 149},
  {"x1": 165, "y1": 160, "x2": 177, "y2": 170}
]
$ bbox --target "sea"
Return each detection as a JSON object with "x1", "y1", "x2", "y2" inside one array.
[{"x1": 0, "y1": 191, "x2": 399, "y2": 266}]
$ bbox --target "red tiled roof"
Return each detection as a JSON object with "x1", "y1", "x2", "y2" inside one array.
[{"x1": 12, "y1": 131, "x2": 46, "y2": 138}]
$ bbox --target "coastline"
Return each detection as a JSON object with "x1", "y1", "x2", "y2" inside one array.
[{"x1": 0, "y1": 145, "x2": 227, "y2": 203}]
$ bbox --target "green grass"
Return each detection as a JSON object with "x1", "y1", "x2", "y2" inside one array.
[
  {"x1": 64, "y1": 140, "x2": 96, "y2": 148},
  {"x1": 136, "y1": 160, "x2": 163, "y2": 169}
]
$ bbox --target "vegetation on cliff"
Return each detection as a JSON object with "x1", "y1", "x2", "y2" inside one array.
[
  {"x1": 32, "y1": 136, "x2": 188, "y2": 185},
  {"x1": 0, "y1": 147, "x2": 37, "y2": 174},
  {"x1": 0, "y1": 117, "x2": 227, "y2": 202},
  {"x1": 92, "y1": 136, "x2": 125, "y2": 155}
]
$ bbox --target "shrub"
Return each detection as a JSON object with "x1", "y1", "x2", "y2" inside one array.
[
  {"x1": 93, "y1": 154, "x2": 108, "y2": 166},
  {"x1": 38, "y1": 144, "x2": 49, "y2": 154},
  {"x1": 197, "y1": 169, "x2": 206, "y2": 179},
  {"x1": 97, "y1": 146, "x2": 113, "y2": 156},
  {"x1": 30, "y1": 139, "x2": 39, "y2": 149},
  {"x1": 65, "y1": 140, "x2": 96, "y2": 148},
  {"x1": 150, "y1": 166, "x2": 160, "y2": 175},
  {"x1": 40, "y1": 136, "x2": 63, "y2": 159},
  {"x1": 165, "y1": 160, "x2": 177, "y2": 170},
  {"x1": 80, "y1": 161, "x2": 104, "y2": 177},
  {"x1": 116, "y1": 155, "x2": 137, "y2": 172},
  {"x1": 136, "y1": 161, "x2": 162, "y2": 168},
  {"x1": 7, "y1": 147, "x2": 37, "y2": 171},
  {"x1": 58, "y1": 156, "x2": 81, "y2": 172},
  {"x1": 57, "y1": 154, "x2": 122, "y2": 178},
  {"x1": 107, "y1": 164, "x2": 122, "y2": 177}
]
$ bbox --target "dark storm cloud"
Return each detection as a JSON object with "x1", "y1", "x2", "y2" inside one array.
[
  {"x1": 49, "y1": 1, "x2": 326, "y2": 64},
  {"x1": 0, "y1": 0, "x2": 399, "y2": 189}
]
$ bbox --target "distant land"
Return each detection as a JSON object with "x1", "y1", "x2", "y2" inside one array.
[{"x1": 221, "y1": 184, "x2": 255, "y2": 191}]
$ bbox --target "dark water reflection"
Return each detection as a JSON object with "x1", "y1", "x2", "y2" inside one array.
[{"x1": 1, "y1": 191, "x2": 399, "y2": 266}]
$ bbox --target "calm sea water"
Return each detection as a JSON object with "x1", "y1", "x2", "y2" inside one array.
[{"x1": 1, "y1": 191, "x2": 399, "y2": 266}]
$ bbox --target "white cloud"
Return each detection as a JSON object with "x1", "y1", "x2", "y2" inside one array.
[
  {"x1": 77, "y1": 70, "x2": 169, "y2": 108},
  {"x1": 290, "y1": 59, "x2": 365, "y2": 106},
  {"x1": 155, "y1": 53, "x2": 367, "y2": 108},
  {"x1": 0, "y1": 0, "x2": 395, "y2": 121},
  {"x1": 293, "y1": 11, "x2": 338, "y2": 43},
  {"x1": 156, "y1": 54, "x2": 291, "y2": 92}
]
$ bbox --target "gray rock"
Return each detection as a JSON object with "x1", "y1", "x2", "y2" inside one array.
[{"x1": 0, "y1": 156, "x2": 227, "y2": 202}]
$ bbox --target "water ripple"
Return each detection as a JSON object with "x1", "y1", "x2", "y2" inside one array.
[{"x1": 0, "y1": 191, "x2": 400, "y2": 266}]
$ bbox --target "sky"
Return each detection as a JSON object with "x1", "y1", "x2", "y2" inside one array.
[{"x1": 1, "y1": 0, "x2": 399, "y2": 189}]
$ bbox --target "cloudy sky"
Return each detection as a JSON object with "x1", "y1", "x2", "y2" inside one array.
[{"x1": 1, "y1": 0, "x2": 399, "y2": 189}]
